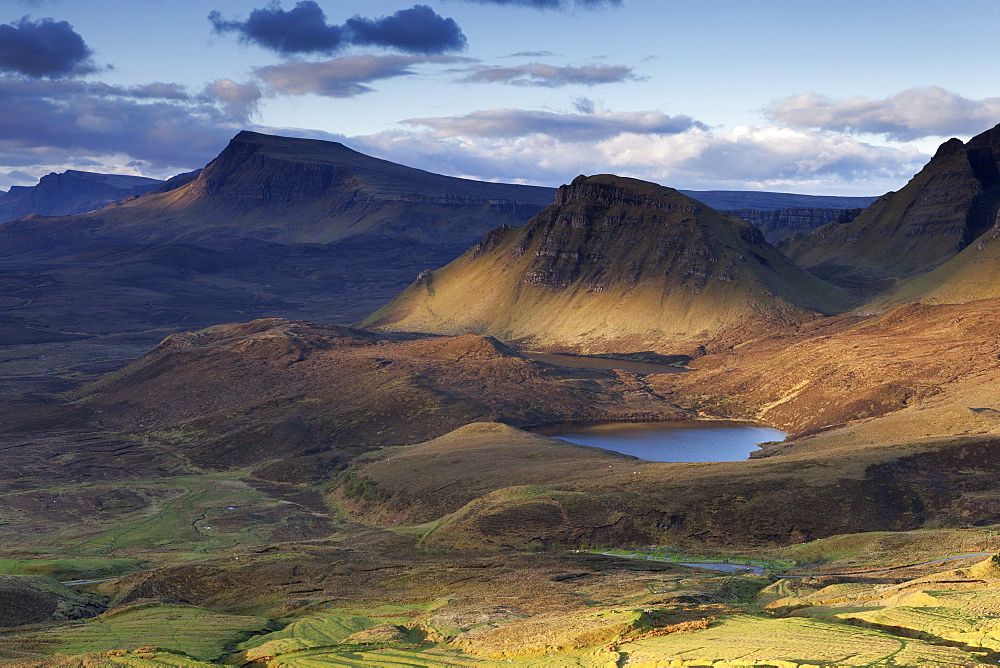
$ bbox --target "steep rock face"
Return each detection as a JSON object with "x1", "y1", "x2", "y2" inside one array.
[
  {"x1": 0, "y1": 170, "x2": 162, "y2": 223},
  {"x1": 726, "y1": 207, "x2": 864, "y2": 242},
  {"x1": 781, "y1": 123, "x2": 1000, "y2": 289},
  {"x1": 364, "y1": 174, "x2": 844, "y2": 353}
]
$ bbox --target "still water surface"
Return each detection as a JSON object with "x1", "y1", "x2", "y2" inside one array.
[{"x1": 541, "y1": 420, "x2": 787, "y2": 463}]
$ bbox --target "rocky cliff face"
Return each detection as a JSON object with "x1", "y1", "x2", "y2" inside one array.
[
  {"x1": 781, "y1": 123, "x2": 1000, "y2": 289},
  {"x1": 0, "y1": 170, "x2": 162, "y2": 223},
  {"x1": 725, "y1": 207, "x2": 864, "y2": 242},
  {"x1": 365, "y1": 174, "x2": 844, "y2": 353}
]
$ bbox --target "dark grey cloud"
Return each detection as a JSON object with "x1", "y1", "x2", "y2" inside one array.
[
  {"x1": 254, "y1": 54, "x2": 469, "y2": 97},
  {"x1": 345, "y1": 5, "x2": 465, "y2": 54},
  {"x1": 209, "y1": 1, "x2": 344, "y2": 55},
  {"x1": 210, "y1": 2, "x2": 466, "y2": 56},
  {"x1": 766, "y1": 87, "x2": 1000, "y2": 141},
  {"x1": 402, "y1": 108, "x2": 706, "y2": 141},
  {"x1": 0, "y1": 16, "x2": 96, "y2": 78},
  {"x1": 460, "y1": 62, "x2": 638, "y2": 87},
  {"x1": 456, "y1": 0, "x2": 621, "y2": 9},
  {"x1": 0, "y1": 75, "x2": 250, "y2": 175}
]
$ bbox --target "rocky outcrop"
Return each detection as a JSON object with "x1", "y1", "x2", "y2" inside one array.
[{"x1": 0, "y1": 170, "x2": 162, "y2": 223}]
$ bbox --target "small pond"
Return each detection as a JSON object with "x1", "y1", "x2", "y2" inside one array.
[{"x1": 538, "y1": 420, "x2": 786, "y2": 463}]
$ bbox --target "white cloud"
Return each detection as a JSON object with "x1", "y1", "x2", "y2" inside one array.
[
  {"x1": 766, "y1": 87, "x2": 1000, "y2": 141},
  {"x1": 350, "y1": 120, "x2": 928, "y2": 195}
]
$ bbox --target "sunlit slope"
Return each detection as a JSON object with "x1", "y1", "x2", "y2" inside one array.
[
  {"x1": 868, "y1": 213, "x2": 1000, "y2": 307},
  {"x1": 364, "y1": 174, "x2": 844, "y2": 352},
  {"x1": 783, "y1": 122, "x2": 1000, "y2": 290}
]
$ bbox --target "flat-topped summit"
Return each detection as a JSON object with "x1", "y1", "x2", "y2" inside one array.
[
  {"x1": 364, "y1": 174, "x2": 844, "y2": 353},
  {"x1": 0, "y1": 131, "x2": 556, "y2": 251}
]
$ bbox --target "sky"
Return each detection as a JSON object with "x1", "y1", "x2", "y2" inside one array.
[{"x1": 2, "y1": 0, "x2": 1000, "y2": 195}]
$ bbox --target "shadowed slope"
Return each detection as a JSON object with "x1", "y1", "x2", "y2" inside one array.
[{"x1": 364, "y1": 174, "x2": 844, "y2": 353}]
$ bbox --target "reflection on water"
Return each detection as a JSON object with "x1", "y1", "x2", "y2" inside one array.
[
  {"x1": 523, "y1": 352, "x2": 688, "y2": 375},
  {"x1": 538, "y1": 420, "x2": 787, "y2": 463}
]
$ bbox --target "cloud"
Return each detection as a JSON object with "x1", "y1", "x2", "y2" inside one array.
[
  {"x1": 209, "y1": 2, "x2": 466, "y2": 56},
  {"x1": 209, "y1": 2, "x2": 343, "y2": 55},
  {"x1": 0, "y1": 75, "x2": 248, "y2": 180},
  {"x1": 766, "y1": 87, "x2": 1000, "y2": 141},
  {"x1": 0, "y1": 16, "x2": 97, "y2": 78},
  {"x1": 572, "y1": 96, "x2": 595, "y2": 114},
  {"x1": 504, "y1": 50, "x2": 555, "y2": 58},
  {"x1": 402, "y1": 108, "x2": 706, "y2": 141},
  {"x1": 350, "y1": 117, "x2": 926, "y2": 194},
  {"x1": 202, "y1": 79, "x2": 262, "y2": 122},
  {"x1": 460, "y1": 62, "x2": 639, "y2": 87},
  {"x1": 456, "y1": 0, "x2": 622, "y2": 9},
  {"x1": 254, "y1": 54, "x2": 468, "y2": 97},
  {"x1": 345, "y1": 5, "x2": 466, "y2": 54}
]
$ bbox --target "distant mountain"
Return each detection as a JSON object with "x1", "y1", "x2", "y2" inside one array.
[
  {"x1": 781, "y1": 123, "x2": 1000, "y2": 291},
  {"x1": 680, "y1": 190, "x2": 877, "y2": 211},
  {"x1": 0, "y1": 132, "x2": 557, "y2": 378},
  {"x1": 363, "y1": 174, "x2": 844, "y2": 353},
  {"x1": 0, "y1": 131, "x2": 555, "y2": 252},
  {"x1": 0, "y1": 170, "x2": 162, "y2": 223},
  {"x1": 725, "y1": 207, "x2": 865, "y2": 243}
]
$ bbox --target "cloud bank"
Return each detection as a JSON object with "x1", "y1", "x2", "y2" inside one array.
[
  {"x1": 0, "y1": 75, "x2": 255, "y2": 181},
  {"x1": 0, "y1": 16, "x2": 96, "y2": 78},
  {"x1": 209, "y1": 2, "x2": 466, "y2": 56},
  {"x1": 351, "y1": 112, "x2": 926, "y2": 194},
  {"x1": 767, "y1": 87, "x2": 1000, "y2": 141}
]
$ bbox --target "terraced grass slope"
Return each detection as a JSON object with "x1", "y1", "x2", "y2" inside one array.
[
  {"x1": 782, "y1": 122, "x2": 1000, "y2": 292},
  {"x1": 364, "y1": 174, "x2": 844, "y2": 353}
]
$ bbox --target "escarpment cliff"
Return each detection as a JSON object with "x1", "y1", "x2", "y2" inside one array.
[{"x1": 726, "y1": 207, "x2": 864, "y2": 242}]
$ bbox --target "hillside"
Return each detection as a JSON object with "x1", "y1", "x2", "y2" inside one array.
[
  {"x1": 76, "y1": 318, "x2": 688, "y2": 473},
  {"x1": 782, "y1": 122, "x2": 1000, "y2": 291},
  {"x1": 0, "y1": 170, "x2": 162, "y2": 223},
  {"x1": 867, "y1": 211, "x2": 1000, "y2": 307},
  {"x1": 364, "y1": 174, "x2": 845, "y2": 353}
]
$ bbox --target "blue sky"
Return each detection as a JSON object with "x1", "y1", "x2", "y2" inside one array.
[{"x1": 2, "y1": 0, "x2": 1000, "y2": 194}]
